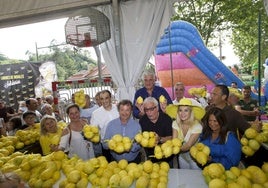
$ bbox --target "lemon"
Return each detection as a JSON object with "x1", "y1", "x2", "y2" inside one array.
[
  {"x1": 20, "y1": 161, "x2": 31, "y2": 171},
  {"x1": 195, "y1": 142, "x2": 205, "y2": 151},
  {"x1": 160, "y1": 161, "x2": 170, "y2": 172},
  {"x1": 247, "y1": 165, "x2": 267, "y2": 184},
  {"x1": 84, "y1": 131, "x2": 94, "y2": 139},
  {"x1": 52, "y1": 170, "x2": 61, "y2": 181},
  {"x1": 114, "y1": 143, "x2": 124, "y2": 153},
  {"x1": 157, "y1": 182, "x2": 167, "y2": 188},
  {"x1": 202, "y1": 145, "x2": 210, "y2": 156},
  {"x1": 163, "y1": 146, "x2": 172, "y2": 158},
  {"x1": 120, "y1": 175, "x2": 133, "y2": 188},
  {"x1": 67, "y1": 170, "x2": 81, "y2": 183},
  {"x1": 137, "y1": 96, "x2": 143, "y2": 104},
  {"x1": 172, "y1": 146, "x2": 180, "y2": 155},
  {"x1": 230, "y1": 166, "x2": 241, "y2": 177},
  {"x1": 240, "y1": 169, "x2": 251, "y2": 179},
  {"x1": 148, "y1": 137, "x2": 156, "y2": 147},
  {"x1": 172, "y1": 138, "x2": 182, "y2": 147},
  {"x1": 108, "y1": 139, "x2": 116, "y2": 150},
  {"x1": 109, "y1": 174, "x2": 121, "y2": 187},
  {"x1": 76, "y1": 177, "x2": 88, "y2": 188},
  {"x1": 207, "y1": 163, "x2": 225, "y2": 179},
  {"x1": 244, "y1": 127, "x2": 258, "y2": 139},
  {"x1": 91, "y1": 126, "x2": 99, "y2": 134},
  {"x1": 159, "y1": 95, "x2": 166, "y2": 103},
  {"x1": 112, "y1": 134, "x2": 123, "y2": 142},
  {"x1": 242, "y1": 145, "x2": 255, "y2": 156},
  {"x1": 240, "y1": 137, "x2": 249, "y2": 146},
  {"x1": 42, "y1": 179, "x2": 55, "y2": 188},
  {"x1": 262, "y1": 162, "x2": 268, "y2": 173},
  {"x1": 196, "y1": 151, "x2": 208, "y2": 166},
  {"x1": 91, "y1": 135, "x2": 100, "y2": 143},
  {"x1": 99, "y1": 176, "x2": 109, "y2": 188},
  {"x1": 149, "y1": 179, "x2": 159, "y2": 188},
  {"x1": 136, "y1": 176, "x2": 149, "y2": 188},
  {"x1": 236, "y1": 175, "x2": 252, "y2": 188},
  {"x1": 40, "y1": 168, "x2": 54, "y2": 181},
  {"x1": 209, "y1": 178, "x2": 226, "y2": 188},
  {"x1": 124, "y1": 142, "x2": 132, "y2": 151},
  {"x1": 118, "y1": 159, "x2": 128, "y2": 169},
  {"x1": 227, "y1": 182, "x2": 241, "y2": 188},
  {"x1": 248, "y1": 139, "x2": 261, "y2": 151},
  {"x1": 135, "y1": 133, "x2": 143, "y2": 143},
  {"x1": 142, "y1": 131, "x2": 150, "y2": 139},
  {"x1": 143, "y1": 160, "x2": 153, "y2": 173},
  {"x1": 52, "y1": 150, "x2": 66, "y2": 160}
]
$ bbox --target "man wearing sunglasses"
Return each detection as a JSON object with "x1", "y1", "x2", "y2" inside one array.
[{"x1": 139, "y1": 97, "x2": 173, "y2": 167}]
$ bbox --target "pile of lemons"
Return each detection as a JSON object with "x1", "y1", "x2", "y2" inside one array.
[
  {"x1": 240, "y1": 127, "x2": 268, "y2": 157},
  {"x1": 154, "y1": 138, "x2": 182, "y2": 159},
  {"x1": 0, "y1": 150, "x2": 66, "y2": 187},
  {"x1": 134, "y1": 131, "x2": 157, "y2": 148},
  {"x1": 107, "y1": 134, "x2": 132, "y2": 153},
  {"x1": 74, "y1": 90, "x2": 86, "y2": 108},
  {"x1": 82, "y1": 124, "x2": 100, "y2": 143},
  {"x1": 190, "y1": 142, "x2": 210, "y2": 166},
  {"x1": 203, "y1": 162, "x2": 268, "y2": 188}
]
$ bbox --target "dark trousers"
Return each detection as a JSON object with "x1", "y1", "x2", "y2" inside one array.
[{"x1": 102, "y1": 147, "x2": 112, "y2": 162}]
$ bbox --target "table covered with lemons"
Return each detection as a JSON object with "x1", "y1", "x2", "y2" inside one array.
[{"x1": 0, "y1": 120, "x2": 268, "y2": 188}]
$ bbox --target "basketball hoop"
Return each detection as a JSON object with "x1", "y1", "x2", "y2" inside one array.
[
  {"x1": 65, "y1": 7, "x2": 111, "y2": 48},
  {"x1": 66, "y1": 33, "x2": 92, "y2": 47}
]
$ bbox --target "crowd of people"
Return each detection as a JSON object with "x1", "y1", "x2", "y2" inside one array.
[{"x1": 0, "y1": 70, "x2": 267, "y2": 176}]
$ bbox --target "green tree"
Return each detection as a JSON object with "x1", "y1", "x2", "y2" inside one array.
[
  {"x1": 172, "y1": 0, "x2": 268, "y2": 75},
  {"x1": 27, "y1": 43, "x2": 97, "y2": 81}
]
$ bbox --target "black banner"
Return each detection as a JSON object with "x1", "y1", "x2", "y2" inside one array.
[{"x1": 0, "y1": 61, "x2": 57, "y2": 110}]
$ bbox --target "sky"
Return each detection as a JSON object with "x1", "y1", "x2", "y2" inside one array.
[{"x1": 0, "y1": 18, "x2": 239, "y2": 66}]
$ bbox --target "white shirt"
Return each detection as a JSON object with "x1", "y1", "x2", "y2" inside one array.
[{"x1": 90, "y1": 104, "x2": 119, "y2": 139}]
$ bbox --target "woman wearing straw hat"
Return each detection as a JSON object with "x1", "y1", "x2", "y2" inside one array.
[{"x1": 167, "y1": 98, "x2": 205, "y2": 169}]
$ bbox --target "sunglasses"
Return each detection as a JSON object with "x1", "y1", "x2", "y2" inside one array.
[{"x1": 144, "y1": 106, "x2": 157, "y2": 112}]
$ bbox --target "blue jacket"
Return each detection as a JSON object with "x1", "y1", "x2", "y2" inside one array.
[
  {"x1": 103, "y1": 118, "x2": 141, "y2": 162},
  {"x1": 200, "y1": 132, "x2": 241, "y2": 170},
  {"x1": 133, "y1": 86, "x2": 172, "y2": 118}
]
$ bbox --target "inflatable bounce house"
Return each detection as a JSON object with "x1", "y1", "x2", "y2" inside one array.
[{"x1": 155, "y1": 20, "x2": 267, "y2": 106}]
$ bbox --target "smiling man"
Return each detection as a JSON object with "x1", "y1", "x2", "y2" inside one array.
[
  {"x1": 103, "y1": 100, "x2": 141, "y2": 162},
  {"x1": 91, "y1": 90, "x2": 119, "y2": 161}
]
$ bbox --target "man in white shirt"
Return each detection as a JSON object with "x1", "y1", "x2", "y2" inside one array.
[{"x1": 90, "y1": 90, "x2": 119, "y2": 161}]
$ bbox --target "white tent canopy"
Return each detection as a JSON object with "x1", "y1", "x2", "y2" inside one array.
[{"x1": 0, "y1": 0, "x2": 178, "y2": 101}]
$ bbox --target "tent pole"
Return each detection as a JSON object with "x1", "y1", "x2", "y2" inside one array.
[
  {"x1": 94, "y1": 46, "x2": 102, "y2": 82},
  {"x1": 258, "y1": 9, "x2": 261, "y2": 119},
  {"x1": 112, "y1": 0, "x2": 125, "y2": 84},
  {"x1": 168, "y1": 22, "x2": 174, "y2": 99}
]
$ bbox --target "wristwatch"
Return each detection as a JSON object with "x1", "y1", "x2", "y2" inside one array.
[{"x1": 159, "y1": 137, "x2": 163, "y2": 144}]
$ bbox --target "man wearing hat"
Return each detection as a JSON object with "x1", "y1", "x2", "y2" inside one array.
[{"x1": 166, "y1": 98, "x2": 205, "y2": 169}]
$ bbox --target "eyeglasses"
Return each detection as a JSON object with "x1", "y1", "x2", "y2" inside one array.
[
  {"x1": 175, "y1": 88, "x2": 184, "y2": 91},
  {"x1": 144, "y1": 106, "x2": 157, "y2": 112}
]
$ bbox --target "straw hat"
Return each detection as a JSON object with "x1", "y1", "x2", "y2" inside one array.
[
  {"x1": 166, "y1": 98, "x2": 205, "y2": 120},
  {"x1": 228, "y1": 87, "x2": 242, "y2": 99}
]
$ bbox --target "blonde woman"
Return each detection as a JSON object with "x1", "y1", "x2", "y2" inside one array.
[
  {"x1": 169, "y1": 98, "x2": 205, "y2": 169},
  {"x1": 39, "y1": 115, "x2": 62, "y2": 155}
]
